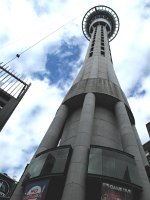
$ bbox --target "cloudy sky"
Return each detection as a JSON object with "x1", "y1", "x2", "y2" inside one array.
[{"x1": 0, "y1": 0, "x2": 150, "y2": 180}]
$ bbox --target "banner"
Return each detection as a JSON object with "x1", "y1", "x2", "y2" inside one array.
[
  {"x1": 22, "y1": 179, "x2": 49, "y2": 200},
  {"x1": 101, "y1": 182, "x2": 132, "y2": 200}
]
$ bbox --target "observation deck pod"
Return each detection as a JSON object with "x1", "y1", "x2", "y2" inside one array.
[
  {"x1": 0, "y1": 63, "x2": 31, "y2": 132},
  {"x1": 82, "y1": 5, "x2": 119, "y2": 41}
]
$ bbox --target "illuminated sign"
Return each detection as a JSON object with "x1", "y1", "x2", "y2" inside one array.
[
  {"x1": 101, "y1": 182, "x2": 132, "y2": 200},
  {"x1": 0, "y1": 179, "x2": 10, "y2": 197},
  {"x1": 22, "y1": 179, "x2": 49, "y2": 200}
]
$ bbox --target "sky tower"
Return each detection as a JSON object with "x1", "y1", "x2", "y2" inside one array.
[{"x1": 11, "y1": 5, "x2": 150, "y2": 200}]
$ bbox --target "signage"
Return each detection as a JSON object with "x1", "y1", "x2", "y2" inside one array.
[
  {"x1": 0, "y1": 179, "x2": 10, "y2": 197},
  {"x1": 101, "y1": 182, "x2": 132, "y2": 200},
  {"x1": 22, "y1": 179, "x2": 49, "y2": 200}
]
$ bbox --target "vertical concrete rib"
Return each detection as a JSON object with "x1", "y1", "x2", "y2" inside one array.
[
  {"x1": 61, "y1": 93, "x2": 95, "y2": 200},
  {"x1": 10, "y1": 104, "x2": 68, "y2": 200},
  {"x1": 115, "y1": 101, "x2": 150, "y2": 200},
  {"x1": 132, "y1": 124, "x2": 149, "y2": 167},
  {"x1": 35, "y1": 104, "x2": 68, "y2": 154}
]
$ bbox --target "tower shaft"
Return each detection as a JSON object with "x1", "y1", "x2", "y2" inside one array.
[{"x1": 11, "y1": 6, "x2": 150, "y2": 200}]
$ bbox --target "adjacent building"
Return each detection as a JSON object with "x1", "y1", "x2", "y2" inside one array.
[
  {"x1": 143, "y1": 123, "x2": 150, "y2": 165},
  {"x1": 10, "y1": 5, "x2": 150, "y2": 200},
  {"x1": 146, "y1": 122, "x2": 150, "y2": 137},
  {"x1": 0, "y1": 173, "x2": 17, "y2": 200},
  {"x1": 0, "y1": 63, "x2": 30, "y2": 131}
]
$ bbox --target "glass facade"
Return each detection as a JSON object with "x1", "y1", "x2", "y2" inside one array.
[
  {"x1": 25, "y1": 146, "x2": 71, "y2": 180},
  {"x1": 88, "y1": 146, "x2": 141, "y2": 187}
]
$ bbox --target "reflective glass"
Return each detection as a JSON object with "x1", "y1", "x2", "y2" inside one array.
[
  {"x1": 27, "y1": 152, "x2": 49, "y2": 179},
  {"x1": 88, "y1": 148, "x2": 102, "y2": 175},
  {"x1": 51, "y1": 148, "x2": 69, "y2": 173},
  {"x1": 88, "y1": 147, "x2": 142, "y2": 187},
  {"x1": 26, "y1": 147, "x2": 70, "y2": 179},
  {"x1": 128, "y1": 160, "x2": 141, "y2": 186}
]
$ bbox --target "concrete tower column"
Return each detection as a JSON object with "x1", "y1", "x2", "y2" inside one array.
[
  {"x1": 115, "y1": 101, "x2": 150, "y2": 200},
  {"x1": 10, "y1": 104, "x2": 68, "y2": 200},
  {"x1": 61, "y1": 93, "x2": 95, "y2": 200},
  {"x1": 35, "y1": 104, "x2": 68, "y2": 154},
  {"x1": 132, "y1": 124, "x2": 149, "y2": 167}
]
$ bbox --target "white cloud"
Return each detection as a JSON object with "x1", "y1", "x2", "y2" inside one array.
[
  {"x1": 0, "y1": 0, "x2": 150, "y2": 180},
  {"x1": 0, "y1": 78, "x2": 63, "y2": 178}
]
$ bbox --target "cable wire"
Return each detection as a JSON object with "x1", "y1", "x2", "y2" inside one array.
[{"x1": 2, "y1": 16, "x2": 79, "y2": 66}]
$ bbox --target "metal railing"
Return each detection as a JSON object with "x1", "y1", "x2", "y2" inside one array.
[{"x1": 0, "y1": 63, "x2": 30, "y2": 99}]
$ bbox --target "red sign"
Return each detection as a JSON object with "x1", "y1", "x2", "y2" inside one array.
[
  {"x1": 101, "y1": 182, "x2": 132, "y2": 200},
  {"x1": 22, "y1": 179, "x2": 49, "y2": 200}
]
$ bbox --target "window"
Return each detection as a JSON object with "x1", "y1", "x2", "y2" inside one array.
[
  {"x1": 25, "y1": 146, "x2": 71, "y2": 180},
  {"x1": 89, "y1": 52, "x2": 93, "y2": 57},
  {"x1": 88, "y1": 146, "x2": 142, "y2": 187},
  {"x1": 101, "y1": 51, "x2": 105, "y2": 56},
  {"x1": 88, "y1": 27, "x2": 97, "y2": 58},
  {"x1": 100, "y1": 28, "x2": 105, "y2": 56},
  {"x1": 108, "y1": 43, "x2": 113, "y2": 63}
]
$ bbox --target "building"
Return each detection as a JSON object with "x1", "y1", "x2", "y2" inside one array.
[
  {"x1": 146, "y1": 122, "x2": 150, "y2": 137},
  {"x1": 0, "y1": 63, "x2": 30, "y2": 131},
  {"x1": 143, "y1": 140, "x2": 150, "y2": 164},
  {"x1": 143, "y1": 123, "x2": 150, "y2": 165},
  {"x1": 10, "y1": 5, "x2": 150, "y2": 200},
  {"x1": 0, "y1": 173, "x2": 17, "y2": 200},
  {"x1": 143, "y1": 124, "x2": 150, "y2": 181}
]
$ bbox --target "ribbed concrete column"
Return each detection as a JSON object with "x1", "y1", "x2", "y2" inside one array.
[
  {"x1": 132, "y1": 124, "x2": 149, "y2": 167},
  {"x1": 36, "y1": 104, "x2": 68, "y2": 154},
  {"x1": 10, "y1": 104, "x2": 68, "y2": 200},
  {"x1": 61, "y1": 93, "x2": 95, "y2": 200},
  {"x1": 115, "y1": 101, "x2": 150, "y2": 200}
]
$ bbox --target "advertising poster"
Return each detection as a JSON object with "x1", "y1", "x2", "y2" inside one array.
[
  {"x1": 22, "y1": 179, "x2": 49, "y2": 200},
  {"x1": 101, "y1": 182, "x2": 132, "y2": 200}
]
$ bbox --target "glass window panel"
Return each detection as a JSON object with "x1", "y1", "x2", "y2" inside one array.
[
  {"x1": 27, "y1": 152, "x2": 49, "y2": 179},
  {"x1": 88, "y1": 147, "x2": 142, "y2": 187},
  {"x1": 102, "y1": 153, "x2": 115, "y2": 177},
  {"x1": 88, "y1": 148, "x2": 102, "y2": 175},
  {"x1": 128, "y1": 160, "x2": 142, "y2": 186},
  {"x1": 26, "y1": 147, "x2": 70, "y2": 179},
  {"x1": 51, "y1": 148, "x2": 69, "y2": 174},
  {"x1": 116, "y1": 159, "x2": 128, "y2": 180}
]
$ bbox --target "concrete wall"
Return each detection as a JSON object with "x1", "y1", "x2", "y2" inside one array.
[{"x1": 91, "y1": 106, "x2": 122, "y2": 150}]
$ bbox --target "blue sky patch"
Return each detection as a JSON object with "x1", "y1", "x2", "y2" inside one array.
[
  {"x1": 128, "y1": 80, "x2": 146, "y2": 98},
  {"x1": 45, "y1": 41, "x2": 80, "y2": 84}
]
